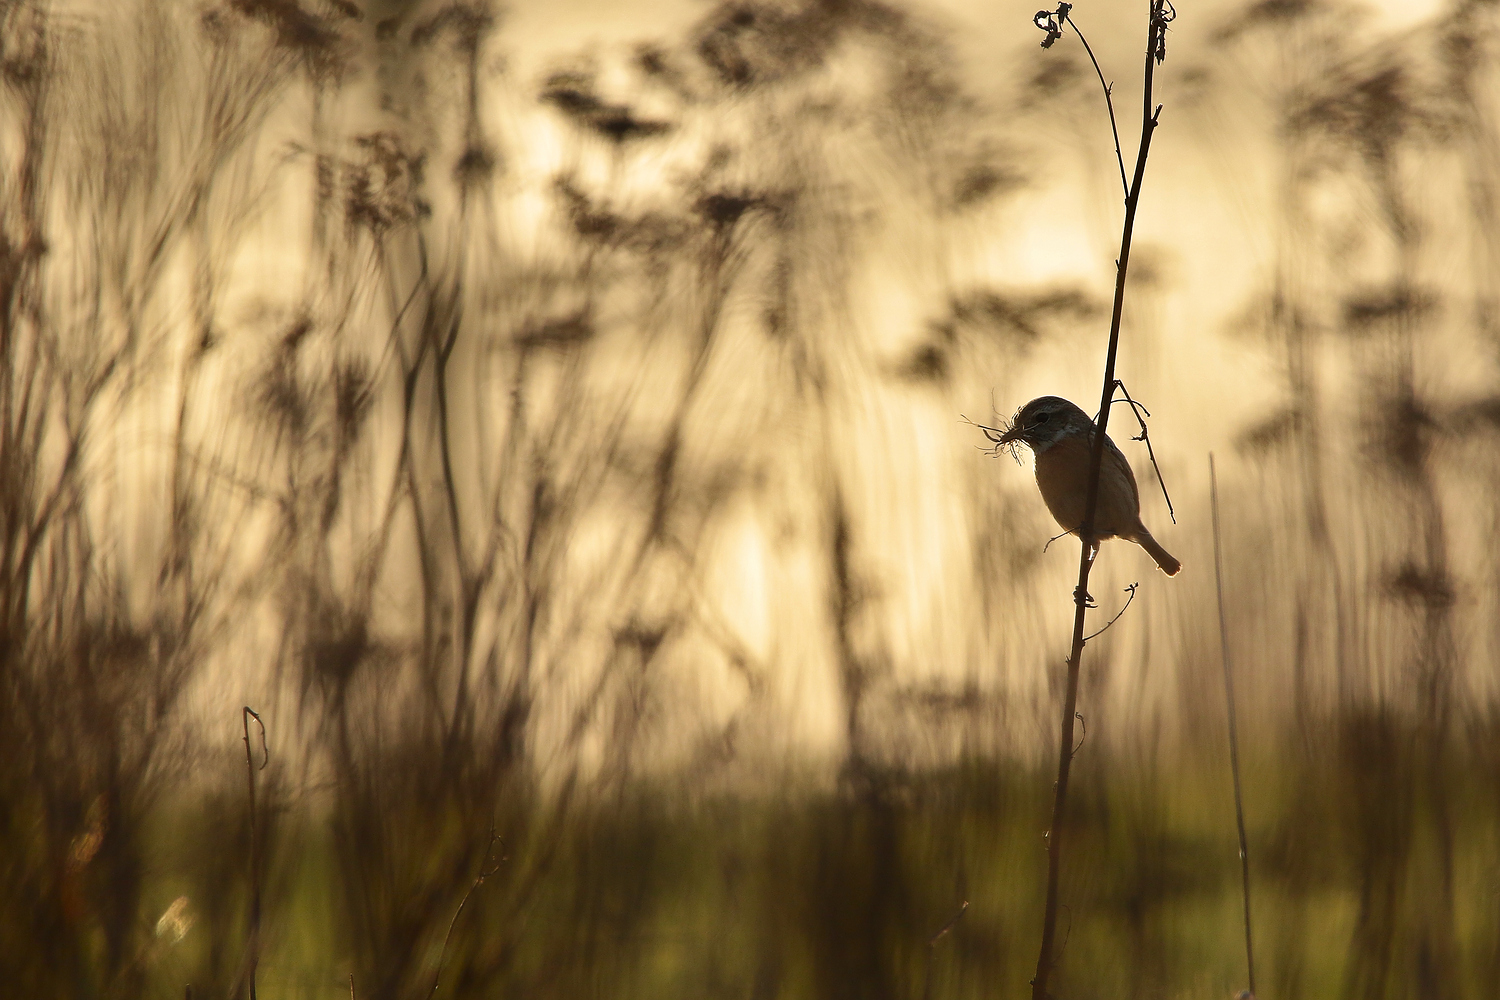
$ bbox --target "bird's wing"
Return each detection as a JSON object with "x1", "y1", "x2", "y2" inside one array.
[{"x1": 1104, "y1": 433, "x2": 1139, "y2": 508}]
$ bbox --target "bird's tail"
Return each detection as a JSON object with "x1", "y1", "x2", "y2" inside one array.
[{"x1": 1135, "y1": 529, "x2": 1182, "y2": 576}]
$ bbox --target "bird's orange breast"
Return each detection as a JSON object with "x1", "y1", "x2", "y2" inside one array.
[{"x1": 1033, "y1": 436, "x2": 1143, "y2": 541}]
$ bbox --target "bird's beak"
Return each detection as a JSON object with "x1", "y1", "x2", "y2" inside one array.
[{"x1": 997, "y1": 425, "x2": 1023, "y2": 445}]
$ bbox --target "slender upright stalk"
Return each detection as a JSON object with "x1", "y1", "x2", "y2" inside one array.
[
  {"x1": 1211, "y1": 455, "x2": 1256, "y2": 998},
  {"x1": 242, "y1": 707, "x2": 267, "y2": 1000},
  {"x1": 923, "y1": 900, "x2": 969, "y2": 1000},
  {"x1": 1031, "y1": 5, "x2": 1170, "y2": 997},
  {"x1": 431, "y1": 830, "x2": 502, "y2": 997}
]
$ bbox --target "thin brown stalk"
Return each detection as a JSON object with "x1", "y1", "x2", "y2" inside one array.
[
  {"x1": 430, "y1": 829, "x2": 504, "y2": 997},
  {"x1": 242, "y1": 706, "x2": 268, "y2": 1000},
  {"x1": 1210, "y1": 454, "x2": 1256, "y2": 998},
  {"x1": 1031, "y1": 4, "x2": 1173, "y2": 997},
  {"x1": 1061, "y1": 9, "x2": 1129, "y2": 197},
  {"x1": 923, "y1": 900, "x2": 969, "y2": 1000}
]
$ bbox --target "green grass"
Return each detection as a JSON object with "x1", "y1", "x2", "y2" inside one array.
[{"x1": 12, "y1": 718, "x2": 1493, "y2": 999}]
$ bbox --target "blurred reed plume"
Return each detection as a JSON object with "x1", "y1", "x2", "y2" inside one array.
[{"x1": 1, "y1": 0, "x2": 1498, "y2": 997}]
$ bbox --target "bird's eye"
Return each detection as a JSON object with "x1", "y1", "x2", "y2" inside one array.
[{"x1": 1035, "y1": 412, "x2": 1050, "y2": 424}]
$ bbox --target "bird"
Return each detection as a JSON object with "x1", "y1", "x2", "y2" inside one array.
[{"x1": 995, "y1": 395, "x2": 1181, "y2": 576}]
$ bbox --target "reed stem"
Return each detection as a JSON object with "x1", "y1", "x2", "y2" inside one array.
[
  {"x1": 1211, "y1": 454, "x2": 1256, "y2": 998},
  {"x1": 1030, "y1": 5, "x2": 1171, "y2": 996}
]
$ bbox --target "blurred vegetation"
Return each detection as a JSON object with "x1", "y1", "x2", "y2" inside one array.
[{"x1": 2, "y1": 0, "x2": 1499, "y2": 997}]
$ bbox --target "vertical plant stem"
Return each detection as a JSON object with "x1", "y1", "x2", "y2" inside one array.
[
  {"x1": 1210, "y1": 455, "x2": 1256, "y2": 997},
  {"x1": 923, "y1": 900, "x2": 969, "y2": 1000},
  {"x1": 431, "y1": 829, "x2": 502, "y2": 997},
  {"x1": 1031, "y1": 6, "x2": 1167, "y2": 997},
  {"x1": 242, "y1": 707, "x2": 267, "y2": 1000}
]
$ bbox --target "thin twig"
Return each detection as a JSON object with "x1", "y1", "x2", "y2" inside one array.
[
  {"x1": 431, "y1": 829, "x2": 505, "y2": 998},
  {"x1": 1211, "y1": 454, "x2": 1257, "y2": 999},
  {"x1": 922, "y1": 900, "x2": 969, "y2": 1000},
  {"x1": 1110, "y1": 380, "x2": 1176, "y2": 523},
  {"x1": 929, "y1": 899, "x2": 970, "y2": 946},
  {"x1": 1041, "y1": 530, "x2": 1072, "y2": 558},
  {"x1": 1060, "y1": 8, "x2": 1130, "y2": 197},
  {"x1": 1031, "y1": 5, "x2": 1172, "y2": 999},
  {"x1": 241, "y1": 707, "x2": 267, "y2": 1000},
  {"x1": 1083, "y1": 582, "x2": 1139, "y2": 641}
]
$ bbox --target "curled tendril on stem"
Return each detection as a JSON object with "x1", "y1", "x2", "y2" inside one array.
[
  {"x1": 1033, "y1": 4, "x2": 1071, "y2": 48},
  {"x1": 1151, "y1": 0, "x2": 1177, "y2": 63}
]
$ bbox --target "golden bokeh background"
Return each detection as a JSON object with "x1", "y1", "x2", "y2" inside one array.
[{"x1": 3, "y1": 0, "x2": 1498, "y2": 996}]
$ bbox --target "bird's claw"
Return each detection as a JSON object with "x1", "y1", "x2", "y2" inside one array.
[{"x1": 1073, "y1": 586, "x2": 1097, "y2": 608}]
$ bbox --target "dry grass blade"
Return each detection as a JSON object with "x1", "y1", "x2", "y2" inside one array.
[
  {"x1": 241, "y1": 706, "x2": 267, "y2": 1000},
  {"x1": 431, "y1": 829, "x2": 505, "y2": 997},
  {"x1": 1211, "y1": 454, "x2": 1256, "y2": 999}
]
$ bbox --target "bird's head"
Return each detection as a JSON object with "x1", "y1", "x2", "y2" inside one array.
[{"x1": 998, "y1": 396, "x2": 1094, "y2": 453}]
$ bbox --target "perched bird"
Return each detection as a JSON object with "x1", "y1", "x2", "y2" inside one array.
[{"x1": 997, "y1": 395, "x2": 1181, "y2": 576}]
